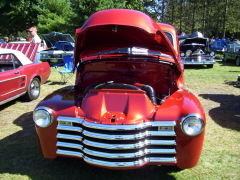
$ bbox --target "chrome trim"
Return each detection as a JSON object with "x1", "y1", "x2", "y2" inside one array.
[
  {"x1": 57, "y1": 116, "x2": 176, "y2": 130},
  {"x1": 1, "y1": 86, "x2": 26, "y2": 96},
  {"x1": 57, "y1": 142, "x2": 83, "y2": 150},
  {"x1": 180, "y1": 113, "x2": 204, "y2": 136},
  {"x1": 83, "y1": 148, "x2": 176, "y2": 158},
  {"x1": 82, "y1": 120, "x2": 175, "y2": 130},
  {"x1": 56, "y1": 116, "x2": 177, "y2": 168},
  {"x1": 57, "y1": 133, "x2": 82, "y2": 141},
  {"x1": 84, "y1": 156, "x2": 147, "y2": 167},
  {"x1": 0, "y1": 91, "x2": 26, "y2": 105},
  {"x1": 58, "y1": 116, "x2": 84, "y2": 123},
  {"x1": 83, "y1": 130, "x2": 175, "y2": 140},
  {"x1": 57, "y1": 125, "x2": 83, "y2": 132},
  {"x1": 83, "y1": 139, "x2": 176, "y2": 149},
  {"x1": 0, "y1": 75, "x2": 26, "y2": 83},
  {"x1": 33, "y1": 106, "x2": 54, "y2": 127},
  {"x1": 57, "y1": 149, "x2": 83, "y2": 158},
  {"x1": 56, "y1": 149, "x2": 177, "y2": 167},
  {"x1": 183, "y1": 61, "x2": 215, "y2": 65}
]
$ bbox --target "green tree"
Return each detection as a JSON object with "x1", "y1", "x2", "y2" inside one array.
[
  {"x1": 37, "y1": 0, "x2": 73, "y2": 34},
  {"x1": 0, "y1": 0, "x2": 41, "y2": 38}
]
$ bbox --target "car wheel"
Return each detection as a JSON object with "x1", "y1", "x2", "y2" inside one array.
[
  {"x1": 236, "y1": 57, "x2": 240, "y2": 66},
  {"x1": 25, "y1": 78, "x2": 41, "y2": 101}
]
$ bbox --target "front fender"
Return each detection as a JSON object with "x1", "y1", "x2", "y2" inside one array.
[
  {"x1": 155, "y1": 89, "x2": 206, "y2": 169},
  {"x1": 34, "y1": 86, "x2": 79, "y2": 159}
]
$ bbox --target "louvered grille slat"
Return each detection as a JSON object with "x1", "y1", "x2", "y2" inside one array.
[{"x1": 56, "y1": 116, "x2": 177, "y2": 167}]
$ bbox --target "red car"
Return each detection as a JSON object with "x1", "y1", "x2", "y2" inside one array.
[
  {"x1": 0, "y1": 43, "x2": 51, "y2": 105},
  {"x1": 33, "y1": 9, "x2": 206, "y2": 170}
]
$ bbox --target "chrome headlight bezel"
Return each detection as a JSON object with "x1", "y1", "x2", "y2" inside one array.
[
  {"x1": 210, "y1": 51, "x2": 215, "y2": 56},
  {"x1": 33, "y1": 106, "x2": 54, "y2": 128},
  {"x1": 180, "y1": 114, "x2": 204, "y2": 136},
  {"x1": 180, "y1": 52, "x2": 185, "y2": 57}
]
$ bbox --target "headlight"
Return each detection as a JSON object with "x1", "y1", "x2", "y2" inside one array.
[
  {"x1": 180, "y1": 52, "x2": 185, "y2": 57},
  {"x1": 33, "y1": 106, "x2": 53, "y2": 127},
  {"x1": 210, "y1": 51, "x2": 215, "y2": 56},
  {"x1": 180, "y1": 114, "x2": 204, "y2": 136}
]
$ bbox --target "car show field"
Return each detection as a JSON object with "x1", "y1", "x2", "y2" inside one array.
[
  {"x1": 0, "y1": 58, "x2": 239, "y2": 179},
  {"x1": 0, "y1": 8, "x2": 239, "y2": 179}
]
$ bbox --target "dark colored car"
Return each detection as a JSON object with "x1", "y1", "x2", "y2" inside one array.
[
  {"x1": 40, "y1": 32, "x2": 74, "y2": 64},
  {"x1": 223, "y1": 42, "x2": 240, "y2": 66},
  {"x1": 180, "y1": 31, "x2": 215, "y2": 68}
]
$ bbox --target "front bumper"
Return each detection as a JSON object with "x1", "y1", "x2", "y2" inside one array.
[
  {"x1": 182, "y1": 55, "x2": 215, "y2": 65},
  {"x1": 40, "y1": 50, "x2": 73, "y2": 63},
  {"x1": 56, "y1": 116, "x2": 177, "y2": 169}
]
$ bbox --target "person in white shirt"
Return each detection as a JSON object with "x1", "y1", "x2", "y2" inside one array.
[{"x1": 28, "y1": 27, "x2": 41, "y2": 63}]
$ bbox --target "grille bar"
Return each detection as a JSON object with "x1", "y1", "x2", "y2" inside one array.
[
  {"x1": 84, "y1": 148, "x2": 176, "y2": 158},
  {"x1": 57, "y1": 125, "x2": 82, "y2": 132},
  {"x1": 57, "y1": 133, "x2": 82, "y2": 141},
  {"x1": 57, "y1": 149, "x2": 176, "y2": 167},
  {"x1": 57, "y1": 142, "x2": 83, "y2": 150},
  {"x1": 82, "y1": 130, "x2": 175, "y2": 140},
  {"x1": 83, "y1": 139, "x2": 176, "y2": 149},
  {"x1": 57, "y1": 116, "x2": 176, "y2": 130}
]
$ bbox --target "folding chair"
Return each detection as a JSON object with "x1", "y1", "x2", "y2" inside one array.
[{"x1": 53, "y1": 55, "x2": 76, "y2": 84}]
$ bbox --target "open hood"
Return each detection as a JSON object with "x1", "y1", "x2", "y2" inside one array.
[
  {"x1": 74, "y1": 9, "x2": 180, "y2": 69},
  {"x1": 42, "y1": 32, "x2": 74, "y2": 50},
  {"x1": 181, "y1": 37, "x2": 208, "y2": 46}
]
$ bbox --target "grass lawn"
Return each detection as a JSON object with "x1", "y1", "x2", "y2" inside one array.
[{"x1": 0, "y1": 60, "x2": 239, "y2": 180}]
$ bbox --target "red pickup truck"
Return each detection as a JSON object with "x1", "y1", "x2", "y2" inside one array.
[{"x1": 33, "y1": 9, "x2": 206, "y2": 170}]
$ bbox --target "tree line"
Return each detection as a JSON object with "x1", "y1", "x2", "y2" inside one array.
[{"x1": 0, "y1": 0, "x2": 239, "y2": 40}]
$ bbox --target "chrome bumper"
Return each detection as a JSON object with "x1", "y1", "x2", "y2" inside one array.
[{"x1": 182, "y1": 55, "x2": 215, "y2": 65}]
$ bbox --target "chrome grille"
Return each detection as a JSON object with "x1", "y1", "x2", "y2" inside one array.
[{"x1": 56, "y1": 116, "x2": 177, "y2": 168}]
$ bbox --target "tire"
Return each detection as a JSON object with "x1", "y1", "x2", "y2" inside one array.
[
  {"x1": 207, "y1": 64, "x2": 213, "y2": 68},
  {"x1": 223, "y1": 55, "x2": 228, "y2": 62},
  {"x1": 25, "y1": 78, "x2": 41, "y2": 101},
  {"x1": 236, "y1": 57, "x2": 240, "y2": 66}
]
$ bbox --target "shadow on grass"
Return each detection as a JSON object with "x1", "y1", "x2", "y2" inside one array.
[
  {"x1": 199, "y1": 94, "x2": 240, "y2": 131},
  {"x1": 0, "y1": 112, "x2": 179, "y2": 180},
  {"x1": 224, "y1": 80, "x2": 240, "y2": 88},
  {"x1": 184, "y1": 65, "x2": 212, "y2": 69},
  {"x1": 217, "y1": 60, "x2": 239, "y2": 67}
]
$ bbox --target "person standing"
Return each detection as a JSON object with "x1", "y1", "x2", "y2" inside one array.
[{"x1": 28, "y1": 27, "x2": 41, "y2": 63}]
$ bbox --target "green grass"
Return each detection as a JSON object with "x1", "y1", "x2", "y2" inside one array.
[{"x1": 0, "y1": 60, "x2": 239, "y2": 180}]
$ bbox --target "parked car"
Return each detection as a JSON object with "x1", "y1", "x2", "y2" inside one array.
[
  {"x1": 180, "y1": 31, "x2": 215, "y2": 68},
  {"x1": 0, "y1": 44, "x2": 51, "y2": 105},
  {"x1": 223, "y1": 42, "x2": 240, "y2": 66},
  {"x1": 178, "y1": 35, "x2": 189, "y2": 45},
  {"x1": 33, "y1": 9, "x2": 206, "y2": 170},
  {"x1": 209, "y1": 39, "x2": 227, "y2": 53},
  {"x1": 40, "y1": 32, "x2": 74, "y2": 65}
]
